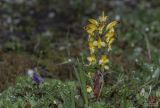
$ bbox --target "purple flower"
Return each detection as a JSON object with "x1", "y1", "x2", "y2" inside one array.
[{"x1": 33, "y1": 72, "x2": 43, "y2": 84}]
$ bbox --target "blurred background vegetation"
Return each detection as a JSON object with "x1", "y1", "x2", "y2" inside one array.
[{"x1": 0, "y1": 0, "x2": 160, "y2": 92}]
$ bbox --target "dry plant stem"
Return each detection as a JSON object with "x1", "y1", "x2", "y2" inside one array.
[
  {"x1": 94, "y1": 70, "x2": 104, "y2": 100},
  {"x1": 97, "y1": 77, "x2": 104, "y2": 100}
]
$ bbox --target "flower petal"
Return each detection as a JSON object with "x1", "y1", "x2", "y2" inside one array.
[
  {"x1": 93, "y1": 41, "x2": 98, "y2": 46},
  {"x1": 87, "y1": 24, "x2": 97, "y2": 30},
  {"x1": 86, "y1": 85, "x2": 92, "y2": 93},
  {"x1": 88, "y1": 18, "x2": 98, "y2": 25},
  {"x1": 101, "y1": 42, "x2": 106, "y2": 47},
  {"x1": 106, "y1": 21, "x2": 118, "y2": 30}
]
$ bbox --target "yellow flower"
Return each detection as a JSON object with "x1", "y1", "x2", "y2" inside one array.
[
  {"x1": 84, "y1": 28, "x2": 93, "y2": 36},
  {"x1": 88, "y1": 35, "x2": 94, "y2": 42},
  {"x1": 87, "y1": 55, "x2": 96, "y2": 65},
  {"x1": 84, "y1": 19, "x2": 99, "y2": 36},
  {"x1": 93, "y1": 37, "x2": 106, "y2": 48},
  {"x1": 85, "y1": 12, "x2": 109, "y2": 35},
  {"x1": 87, "y1": 24, "x2": 97, "y2": 30},
  {"x1": 99, "y1": 11, "x2": 108, "y2": 23},
  {"x1": 86, "y1": 85, "x2": 92, "y2": 93},
  {"x1": 105, "y1": 29, "x2": 116, "y2": 51},
  {"x1": 99, "y1": 55, "x2": 109, "y2": 70},
  {"x1": 84, "y1": 25, "x2": 96, "y2": 36},
  {"x1": 98, "y1": 12, "x2": 108, "y2": 34},
  {"x1": 99, "y1": 55, "x2": 109, "y2": 65},
  {"x1": 104, "y1": 65, "x2": 109, "y2": 70},
  {"x1": 98, "y1": 23, "x2": 105, "y2": 34},
  {"x1": 88, "y1": 18, "x2": 98, "y2": 26},
  {"x1": 88, "y1": 41, "x2": 95, "y2": 54},
  {"x1": 106, "y1": 21, "x2": 118, "y2": 30},
  {"x1": 105, "y1": 31, "x2": 115, "y2": 43},
  {"x1": 108, "y1": 38, "x2": 115, "y2": 51}
]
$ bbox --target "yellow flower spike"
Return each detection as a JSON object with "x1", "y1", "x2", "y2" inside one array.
[
  {"x1": 86, "y1": 85, "x2": 92, "y2": 93},
  {"x1": 84, "y1": 12, "x2": 118, "y2": 71},
  {"x1": 89, "y1": 41, "x2": 95, "y2": 54},
  {"x1": 99, "y1": 55, "x2": 109, "y2": 65},
  {"x1": 87, "y1": 55, "x2": 96, "y2": 65},
  {"x1": 106, "y1": 21, "x2": 118, "y2": 30},
  {"x1": 99, "y1": 11, "x2": 108, "y2": 23},
  {"x1": 88, "y1": 18, "x2": 98, "y2": 26}
]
